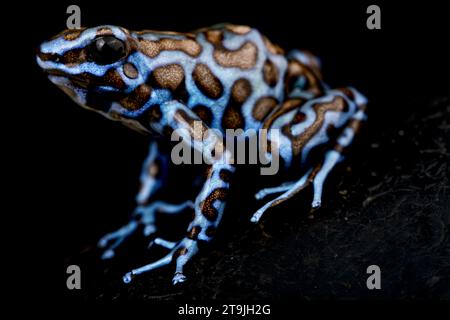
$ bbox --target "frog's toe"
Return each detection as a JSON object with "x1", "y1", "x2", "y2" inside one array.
[
  {"x1": 101, "y1": 249, "x2": 115, "y2": 260},
  {"x1": 250, "y1": 210, "x2": 265, "y2": 223},
  {"x1": 254, "y1": 182, "x2": 294, "y2": 200},
  {"x1": 143, "y1": 224, "x2": 157, "y2": 237},
  {"x1": 311, "y1": 199, "x2": 322, "y2": 209},
  {"x1": 172, "y1": 272, "x2": 187, "y2": 284},
  {"x1": 148, "y1": 237, "x2": 177, "y2": 250},
  {"x1": 155, "y1": 238, "x2": 177, "y2": 249},
  {"x1": 251, "y1": 170, "x2": 312, "y2": 223},
  {"x1": 123, "y1": 272, "x2": 134, "y2": 284},
  {"x1": 97, "y1": 237, "x2": 109, "y2": 248}
]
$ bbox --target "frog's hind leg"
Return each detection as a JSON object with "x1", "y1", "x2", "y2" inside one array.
[
  {"x1": 251, "y1": 89, "x2": 368, "y2": 223},
  {"x1": 123, "y1": 236, "x2": 199, "y2": 284},
  {"x1": 251, "y1": 167, "x2": 318, "y2": 223}
]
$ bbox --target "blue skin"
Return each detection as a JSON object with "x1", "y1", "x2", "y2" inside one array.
[{"x1": 37, "y1": 24, "x2": 367, "y2": 284}]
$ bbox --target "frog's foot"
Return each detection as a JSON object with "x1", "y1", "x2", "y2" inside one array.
[
  {"x1": 251, "y1": 150, "x2": 344, "y2": 223},
  {"x1": 251, "y1": 168, "x2": 313, "y2": 223},
  {"x1": 98, "y1": 220, "x2": 139, "y2": 259},
  {"x1": 252, "y1": 90, "x2": 367, "y2": 224},
  {"x1": 254, "y1": 182, "x2": 295, "y2": 200},
  {"x1": 98, "y1": 200, "x2": 194, "y2": 259},
  {"x1": 251, "y1": 156, "x2": 335, "y2": 223},
  {"x1": 122, "y1": 237, "x2": 199, "y2": 285}
]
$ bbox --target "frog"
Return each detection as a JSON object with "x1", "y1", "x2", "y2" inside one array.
[{"x1": 36, "y1": 24, "x2": 367, "y2": 285}]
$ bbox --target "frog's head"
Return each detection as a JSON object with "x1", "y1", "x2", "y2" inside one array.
[{"x1": 36, "y1": 25, "x2": 152, "y2": 133}]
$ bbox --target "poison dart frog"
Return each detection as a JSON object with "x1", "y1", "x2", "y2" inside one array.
[{"x1": 37, "y1": 24, "x2": 367, "y2": 284}]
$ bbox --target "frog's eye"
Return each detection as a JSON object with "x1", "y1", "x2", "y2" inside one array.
[{"x1": 89, "y1": 36, "x2": 127, "y2": 65}]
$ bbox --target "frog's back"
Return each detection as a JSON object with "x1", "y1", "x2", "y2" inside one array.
[{"x1": 135, "y1": 24, "x2": 289, "y2": 132}]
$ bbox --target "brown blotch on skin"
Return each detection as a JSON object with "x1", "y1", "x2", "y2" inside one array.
[
  {"x1": 149, "y1": 163, "x2": 159, "y2": 177},
  {"x1": 192, "y1": 105, "x2": 213, "y2": 126},
  {"x1": 298, "y1": 50, "x2": 322, "y2": 76},
  {"x1": 37, "y1": 52, "x2": 57, "y2": 62},
  {"x1": 49, "y1": 28, "x2": 85, "y2": 41},
  {"x1": 335, "y1": 87, "x2": 356, "y2": 103},
  {"x1": 221, "y1": 79, "x2": 251, "y2": 130},
  {"x1": 262, "y1": 35, "x2": 285, "y2": 55},
  {"x1": 96, "y1": 27, "x2": 114, "y2": 37},
  {"x1": 63, "y1": 28, "x2": 85, "y2": 41},
  {"x1": 263, "y1": 59, "x2": 279, "y2": 87},
  {"x1": 192, "y1": 64, "x2": 223, "y2": 99},
  {"x1": 138, "y1": 38, "x2": 201, "y2": 58},
  {"x1": 348, "y1": 118, "x2": 363, "y2": 134},
  {"x1": 292, "y1": 111, "x2": 307, "y2": 124},
  {"x1": 174, "y1": 109, "x2": 209, "y2": 141},
  {"x1": 205, "y1": 30, "x2": 223, "y2": 45},
  {"x1": 123, "y1": 63, "x2": 139, "y2": 79},
  {"x1": 103, "y1": 69, "x2": 126, "y2": 90},
  {"x1": 57, "y1": 68, "x2": 125, "y2": 90},
  {"x1": 135, "y1": 30, "x2": 195, "y2": 38},
  {"x1": 222, "y1": 103, "x2": 245, "y2": 130},
  {"x1": 213, "y1": 41, "x2": 258, "y2": 70},
  {"x1": 187, "y1": 226, "x2": 202, "y2": 240},
  {"x1": 119, "y1": 27, "x2": 130, "y2": 35},
  {"x1": 62, "y1": 47, "x2": 87, "y2": 66},
  {"x1": 283, "y1": 96, "x2": 348, "y2": 156},
  {"x1": 261, "y1": 98, "x2": 303, "y2": 131},
  {"x1": 119, "y1": 84, "x2": 152, "y2": 111},
  {"x1": 149, "y1": 64, "x2": 185, "y2": 91},
  {"x1": 225, "y1": 24, "x2": 252, "y2": 35},
  {"x1": 285, "y1": 59, "x2": 323, "y2": 96},
  {"x1": 231, "y1": 78, "x2": 252, "y2": 103},
  {"x1": 200, "y1": 188, "x2": 228, "y2": 221},
  {"x1": 252, "y1": 97, "x2": 278, "y2": 121}
]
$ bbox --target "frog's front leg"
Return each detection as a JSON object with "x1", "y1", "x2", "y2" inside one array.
[
  {"x1": 98, "y1": 141, "x2": 189, "y2": 259},
  {"x1": 123, "y1": 101, "x2": 235, "y2": 284}
]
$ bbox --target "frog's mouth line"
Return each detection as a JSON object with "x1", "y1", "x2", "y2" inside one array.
[{"x1": 44, "y1": 69, "x2": 91, "y2": 88}]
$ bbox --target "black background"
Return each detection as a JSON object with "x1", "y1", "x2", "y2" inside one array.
[{"x1": 13, "y1": 0, "x2": 449, "y2": 306}]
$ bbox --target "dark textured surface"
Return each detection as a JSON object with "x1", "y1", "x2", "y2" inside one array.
[{"x1": 64, "y1": 95, "x2": 450, "y2": 301}]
